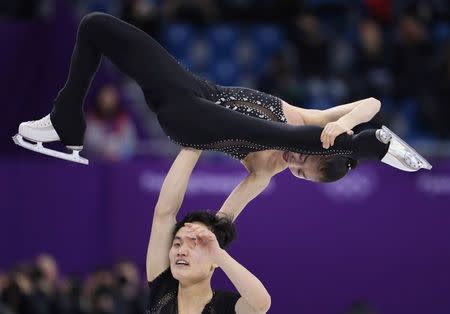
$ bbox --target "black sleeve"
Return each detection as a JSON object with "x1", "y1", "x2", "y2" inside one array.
[
  {"x1": 147, "y1": 268, "x2": 178, "y2": 310},
  {"x1": 213, "y1": 290, "x2": 241, "y2": 314},
  {"x1": 158, "y1": 95, "x2": 389, "y2": 161}
]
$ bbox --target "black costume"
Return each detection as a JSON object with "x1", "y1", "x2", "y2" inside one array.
[
  {"x1": 51, "y1": 12, "x2": 388, "y2": 161},
  {"x1": 147, "y1": 268, "x2": 240, "y2": 314}
]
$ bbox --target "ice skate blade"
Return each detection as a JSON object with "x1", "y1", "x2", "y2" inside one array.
[
  {"x1": 12, "y1": 134, "x2": 89, "y2": 165},
  {"x1": 381, "y1": 126, "x2": 432, "y2": 170}
]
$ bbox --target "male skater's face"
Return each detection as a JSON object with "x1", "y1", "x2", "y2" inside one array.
[{"x1": 169, "y1": 222, "x2": 214, "y2": 283}]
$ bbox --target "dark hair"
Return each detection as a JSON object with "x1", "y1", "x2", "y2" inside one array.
[
  {"x1": 173, "y1": 211, "x2": 236, "y2": 249},
  {"x1": 318, "y1": 156, "x2": 358, "y2": 183}
]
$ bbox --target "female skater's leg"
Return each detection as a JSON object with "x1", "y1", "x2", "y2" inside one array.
[
  {"x1": 158, "y1": 95, "x2": 388, "y2": 161},
  {"x1": 51, "y1": 12, "x2": 203, "y2": 146}
]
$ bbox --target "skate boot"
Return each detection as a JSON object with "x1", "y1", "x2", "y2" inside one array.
[
  {"x1": 12, "y1": 114, "x2": 88, "y2": 165},
  {"x1": 376, "y1": 125, "x2": 431, "y2": 172}
]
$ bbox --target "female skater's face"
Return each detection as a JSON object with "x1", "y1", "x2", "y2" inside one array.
[
  {"x1": 169, "y1": 222, "x2": 215, "y2": 283},
  {"x1": 283, "y1": 152, "x2": 323, "y2": 182}
]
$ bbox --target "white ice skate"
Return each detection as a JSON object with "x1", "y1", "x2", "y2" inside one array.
[
  {"x1": 376, "y1": 125, "x2": 431, "y2": 172},
  {"x1": 12, "y1": 114, "x2": 89, "y2": 165}
]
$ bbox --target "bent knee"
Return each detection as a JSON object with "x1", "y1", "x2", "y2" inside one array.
[{"x1": 79, "y1": 12, "x2": 114, "y2": 32}]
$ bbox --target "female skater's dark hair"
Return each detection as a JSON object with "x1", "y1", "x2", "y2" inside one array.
[
  {"x1": 173, "y1": 211, "x2": 236, "y2": 249},
  {"x1": 319, "y1": 156, "x2": 358, "y2": 183}
]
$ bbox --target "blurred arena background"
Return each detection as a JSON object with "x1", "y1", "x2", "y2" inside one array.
[{"x1": 1, "y1": 0, "x2": 450, "y2": 313}]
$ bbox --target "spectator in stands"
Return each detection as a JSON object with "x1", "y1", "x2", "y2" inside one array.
[
  {"x1": 257, "y1": 51, "x2": 305, "y2": 105},
  {"x1": 83, "y1": 267, "x2": 116, "y2": 313},
  {"x1": 85, "y1": 84, "x2": 137, "y2": 162},
  {"x1": 289, "y1": 14, "x2": 330, "y2": 79},
  {"x1": 393, "y1": 14, "x2": 434, "y2": 101},
  {"x1": 392, "y1": 14, "x2": 435, "y2": 135},
  {"x1": 2, "y1": 263, "x2": 48, "y2": 314},
  {"x1": 60, "y1": 276, "x2": 85, "y2": 314},
  {"x1": 91, "y1": 285, "x2": 116, "y2": 314},
  {"x1": 287, "y1": 13, "x2": 347, "y2": 107},
  {"x1": 114, "y1": 260, "x2": 146, "y2": 314},
  {"x1": 33, "y1": 254, "x2": 71, "y2": 314},
  {"x1": 353, "y1": 18, "x2": 393, "y2": 101},
  {"x1": 0, "y1": 272, "x2": 13, "y2": 314}
]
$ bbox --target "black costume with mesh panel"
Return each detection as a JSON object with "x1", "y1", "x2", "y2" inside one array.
[
  {"x1": 147, "y1": 268, "x2": 240, "y2": 314},
  {"x1": 50, "y1": 12, "x2": 388, "y2": 161}
]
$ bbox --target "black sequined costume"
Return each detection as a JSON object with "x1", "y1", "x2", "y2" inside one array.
[
  {"x1": 147, "y1": 268, "x2": 240, "y2": 314},
  {"x1": 51, "y1": 13, "x2": 388, "y2": 161},
  {"x1": 167, "y1": 86, "x2": 291, "y2": 159}
]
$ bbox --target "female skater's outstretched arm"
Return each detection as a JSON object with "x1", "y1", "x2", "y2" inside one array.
[
  {"x1": 300, "y1": 97, "x2": 381, "y2": 128},
  {"x1": 301, "y1": 97, "x2": 381, "y2": 148}
]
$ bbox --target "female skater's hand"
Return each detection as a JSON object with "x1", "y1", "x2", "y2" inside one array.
[
  {"x1": 320, "y1": 120, "x2": 354, "y2": 149},
  {"x1": 185, "y1": 223, "x2": 222, "y2": 261}
]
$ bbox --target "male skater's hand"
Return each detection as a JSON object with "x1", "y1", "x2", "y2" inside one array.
[{"x1": 185, "y1": 223, "x2": 222, "y2": 261}]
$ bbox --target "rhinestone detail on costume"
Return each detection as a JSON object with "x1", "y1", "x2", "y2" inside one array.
[
  {"x1": 146, "y1": 290, "x2": 217, "y2": 314},
  {"x1": 147, "y1": 291, "x2": 176, "y2": 314}
]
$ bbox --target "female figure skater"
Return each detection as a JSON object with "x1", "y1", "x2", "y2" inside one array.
[
  {"x1": 146, "y1": 148, "x2": 271, "y2": 313},
  {"x1": 13, "y1": 13, "x2": 430, "y2": 179}
]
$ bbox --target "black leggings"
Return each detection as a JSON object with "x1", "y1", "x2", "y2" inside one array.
[{"x1": 51, "y1": 12, "x2": 388, "y2": 160}]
